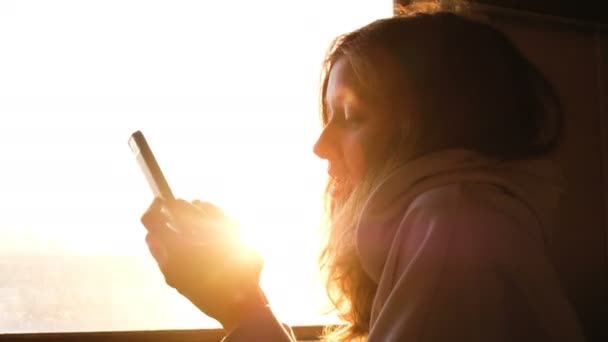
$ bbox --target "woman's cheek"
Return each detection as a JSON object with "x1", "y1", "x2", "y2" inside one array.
[{"x1": 347, "y1": 134, "x2": 372, "y2": 184}]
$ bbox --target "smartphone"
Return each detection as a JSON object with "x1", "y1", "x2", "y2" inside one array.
[{"x1": 128, "y1": 130, "x2": 175, "y2": 201}]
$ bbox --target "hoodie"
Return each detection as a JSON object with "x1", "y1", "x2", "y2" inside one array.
[{"x1": 224, "y1": 149, "x2": 586, "y2": 341}]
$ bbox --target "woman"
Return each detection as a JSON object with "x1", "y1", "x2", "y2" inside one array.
[{"x1": 141, "y1": 3, "x2": 586, "y2": 341}]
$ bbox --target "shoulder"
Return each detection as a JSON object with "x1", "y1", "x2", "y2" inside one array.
[
  {"x1": 407, "y1": 182, "x2": 542, "y2": 237},
  {"x1": 410, "y1": 182, "x2": 536, "y2": 223},
  {"x1": 395, "y1": 182, "x2": 544, "y2": 268},
  {"x1": 373, "y1": 182, "x2": 551, "y2": 313},
  {"x1": 374, "y1": 183, "x2": 585, "y2": 342}
]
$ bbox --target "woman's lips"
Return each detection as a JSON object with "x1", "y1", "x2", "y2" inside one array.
[{"x1": 327, "y1": 164, "x2": 351, "y2": 198}]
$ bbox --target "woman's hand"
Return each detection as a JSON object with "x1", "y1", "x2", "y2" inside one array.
[{"x1": 140, "y1": 197, "x2": 266, "y2": 331}]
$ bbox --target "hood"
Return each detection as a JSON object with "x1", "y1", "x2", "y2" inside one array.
[{"x1": 355, "y1": 149, "x2": 564, "y2": 282}]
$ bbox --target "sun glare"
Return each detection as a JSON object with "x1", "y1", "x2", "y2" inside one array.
[{"x1": 0, "y1": 0, "x2": 391, "y2": 333}]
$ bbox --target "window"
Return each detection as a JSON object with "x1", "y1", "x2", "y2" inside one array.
[{"x1": 0, "y1": 0, "x2": 392, "y2": 334}]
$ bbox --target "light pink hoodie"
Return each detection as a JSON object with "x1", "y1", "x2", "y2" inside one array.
[{"x1": 224, "y1": 149, "x2": 586, "y2": 341}]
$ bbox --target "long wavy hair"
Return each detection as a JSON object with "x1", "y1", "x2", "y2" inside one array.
[{"x1": 317, "y1": 1, "x2": 562, "y2": 341}]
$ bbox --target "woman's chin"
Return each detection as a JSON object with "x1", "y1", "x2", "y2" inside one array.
[{"x1": 329, "y1": 180, "x2": 352, "y2": 201}]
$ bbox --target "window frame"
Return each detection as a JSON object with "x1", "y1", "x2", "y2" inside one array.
[{"x1": 0, "y1": 326, "x2": 325, "y2": 342}]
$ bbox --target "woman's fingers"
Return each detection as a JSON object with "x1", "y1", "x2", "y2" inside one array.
[
  {"x1": 145, "y1": 232, "x2": 169, "y2": 267},
  {"x1": 145, "y1": 230, "x2": 195, "y2": 289},
  {"x1": 192, "y1": 199, "x2": 241, "y2": 235},
  {"x1": 192, "y1": 199, "x2": 226, "y2": 217},
  {"x1": 161, "y1": 199, "x2": 236, "y2": 240},
  {"x1": 141, "y1": 197, "x2": 168, "y2": 233},
  {"x1": 164, "y1": 199, "x2": 210, "y2": 234},
  {"x1": 141, "y1": 196, "x2": 240, "y2": 250}
]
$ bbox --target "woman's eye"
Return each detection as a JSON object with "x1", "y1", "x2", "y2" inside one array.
[
  {"x1": 344, "y1": 112, "x2": 365, "y2": 128},
  {"x1": 344, "y1": 117, "x2": 361, "y2": 128}
]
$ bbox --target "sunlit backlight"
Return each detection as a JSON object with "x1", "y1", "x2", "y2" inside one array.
[{"x1": 0, "y1": 0, "x2": 391, "y2": 333}]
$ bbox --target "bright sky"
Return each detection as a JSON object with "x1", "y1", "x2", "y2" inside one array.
[{"x1": 0, "y1": 0, "x2": 391, "y2": 332}]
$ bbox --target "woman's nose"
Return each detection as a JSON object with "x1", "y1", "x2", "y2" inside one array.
[{"x1": 313, "y1": 124, "x2": 339, "y2": 160}]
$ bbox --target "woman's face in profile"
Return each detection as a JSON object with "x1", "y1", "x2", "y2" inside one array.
[{"x1": 314, "y1": 57, "x2": 397, "y2": 198}]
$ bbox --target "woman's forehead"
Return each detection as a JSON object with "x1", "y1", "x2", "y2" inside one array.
[{"x1": 325, "y1": 58, "x2": 369, "y2": 106}]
